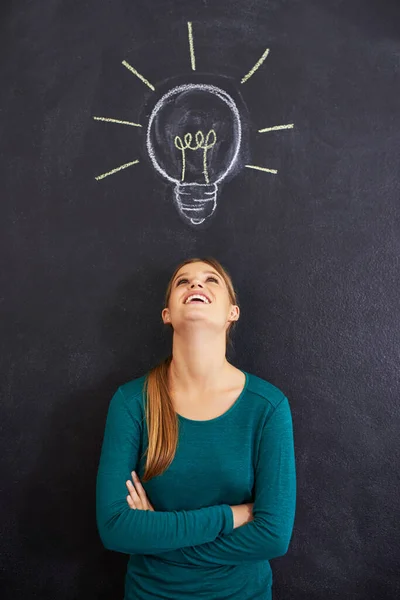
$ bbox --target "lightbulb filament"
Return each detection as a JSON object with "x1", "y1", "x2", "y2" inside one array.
[{"x1": 174, "y1": 129, "x2": 217, "y2": 183}]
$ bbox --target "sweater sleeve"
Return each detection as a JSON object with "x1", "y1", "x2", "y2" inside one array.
[
  {"x1": 96, "y1": 386, "x2": 234, "y2": 555},
  {"x1": 157, "y1": 396, "x2": 296, "y2": 566}
]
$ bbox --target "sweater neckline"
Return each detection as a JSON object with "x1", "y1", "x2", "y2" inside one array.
[{"x1": 176, "y1": 370, "x2": 249, "y2": 424}]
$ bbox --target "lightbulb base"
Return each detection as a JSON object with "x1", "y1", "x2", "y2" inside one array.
[{"x1": 174, "y1": 183, "x2": 218, "y2": 225}]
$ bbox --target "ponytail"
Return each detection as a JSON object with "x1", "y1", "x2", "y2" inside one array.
[{"x1": 141, "y1": 355, "x2": 179, "y2": 482}]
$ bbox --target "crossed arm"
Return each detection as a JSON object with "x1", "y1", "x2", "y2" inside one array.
[{"x1": 96, "y1": 387, "x2": 296, "y2": 564}]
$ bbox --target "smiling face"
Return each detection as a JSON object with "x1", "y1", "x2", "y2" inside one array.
[{"x1": 161, "y1": 261, "x2": 239, "y2": 333}]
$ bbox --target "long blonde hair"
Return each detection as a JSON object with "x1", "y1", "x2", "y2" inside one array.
[{"x1": 141, "y1": 257, "x2": 239, "y2": 482}]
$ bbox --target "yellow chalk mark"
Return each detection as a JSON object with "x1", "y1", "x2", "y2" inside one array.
[
  {"x1": 174, "y1": 129, "x2": 217, "y2": 183},
  {"x1": 258, "y1": 123, "x2": 294, "y2": 133},
  {"x1": 93, "y1": 116, "x2": 142, "y2": 127},
  {"x1": 174, "y1": 135, "x2": 187, "y2": 181},
  {"x1": 122, "y1": 60, "x2": 155, "y2": 91},
  {"x1": 202, "y1": 129, "x2": 216, "y2": 184},
  {"x1": 95, "y1": 160, "x2": 139, "y2": 181},
  {"x1": 245, "y1": 164, "x2": 278, "y2": 175},
  {"x1": 188, "y1": 22, "x2": 196, "y2": 71},
  {"x1": 241, "y1": 48, "x2": 270, "y2": 84}
]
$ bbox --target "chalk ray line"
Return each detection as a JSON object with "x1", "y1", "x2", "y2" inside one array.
[
  {"x1": 258, "y1": 124, "x2": 294, "y2": 133},
  {"x1": 188, "y1": 22, "x2": 196, "y2": 71},
  {"x1": 241, "y1": 48, "x2": 270, "y2": 84},
  {"x1": 122, "y1": 60, "x2": 155, "y2": 91},
  {"x1": 245, "y1": 164, "x2": 278, "y2": 174},
  {"x1": 95, "y1": 160, "x2": 140, "y2": 181},
  {"x1": 93, "y1": 116, "x2": 142, "y2": 127}
]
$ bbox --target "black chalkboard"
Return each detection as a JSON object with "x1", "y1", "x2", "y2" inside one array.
[{"x1": 1, "y1": 0, "x2": 400, "y2": 598}]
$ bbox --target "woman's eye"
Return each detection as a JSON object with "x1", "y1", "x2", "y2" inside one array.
[{"x1": 176, "y1": 276, "x2": 219, "y2": 285}]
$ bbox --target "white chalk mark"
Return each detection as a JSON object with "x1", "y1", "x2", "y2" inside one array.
[
  {"x1": 93, "y1": 116, "x2": 142, "y2": 127},
  {"x1": 122, "y1": 60, "x2": 155, "y2": 91},
  {"x1": 188, "y1": 22, "x2": 196, "y2": 70},
  {"x1": 241, "y1": 48, "x2": 270, "y2": 84},
  {"x1": 95, "y1": 160, "x2": 140, "y2": 181},
  {"x1": 245, "y1": 164, "x2": 278, "y2": 174},
  {"x1": 258, "y1": 123, "x2": 294, "y2": 133},
  {"x1": 192, "y1": 197, "x2": 216, "y2": 202}
]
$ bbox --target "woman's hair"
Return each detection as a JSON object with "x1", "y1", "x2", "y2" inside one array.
[{"x1": 141, "y1": 256, "x2": 239, "y2": 482}]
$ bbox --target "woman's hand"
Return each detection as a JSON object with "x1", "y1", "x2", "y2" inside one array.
[
  {"x1": 230, "y1": 502, "x2": 254, "y2": 529},
  {"x1": 126, "y1": 471, "x2": 155, "y2": 511}
]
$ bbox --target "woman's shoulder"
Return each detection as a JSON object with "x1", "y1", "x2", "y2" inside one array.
[
  {"x1": 113, "y1": 373, "x2": 148, "y2": 416},
  {"x1": 119, "y1": 372, "x2": 147, "y2": 398},
  {"x1": 245, "y1": 370, "x2": 289, "y2": 411}
]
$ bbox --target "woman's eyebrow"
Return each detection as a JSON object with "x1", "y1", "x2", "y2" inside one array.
[{"x1": 173, "y1": 270, "x2": 221, "y2": 283}]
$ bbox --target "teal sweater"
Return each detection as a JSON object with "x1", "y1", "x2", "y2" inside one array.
[{"x1": 96, "y1": 370, "x2": 296, "y2": 600}]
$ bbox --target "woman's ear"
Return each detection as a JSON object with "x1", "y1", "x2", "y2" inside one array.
[{"x1": 229, "y1": 305, "x2": 240, "y2": 321}]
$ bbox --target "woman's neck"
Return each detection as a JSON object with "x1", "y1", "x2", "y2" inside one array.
[{"x1": 169, "y1": 334, "x2": 232, "y2": 394}]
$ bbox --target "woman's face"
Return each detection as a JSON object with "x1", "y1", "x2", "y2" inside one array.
[{"x1": 161, "y1": 262, "x2": 239, "y2": 331}]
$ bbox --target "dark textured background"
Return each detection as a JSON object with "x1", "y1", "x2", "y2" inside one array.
[{"x1": 1, "y1": 0, "x2": 400, "y2": 598}]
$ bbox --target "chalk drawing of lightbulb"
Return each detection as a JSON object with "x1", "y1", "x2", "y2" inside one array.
[
  {"x1": 92, "y1": 21, "x2": 295, "y2": 226},
  {"x1": 146, "y1": 84, "x2": 241, "y2": 225}
]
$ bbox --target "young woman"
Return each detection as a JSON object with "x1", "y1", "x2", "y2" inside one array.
[{"x1": 96, "y1": 257, "x2": 296, "y2": 600}]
